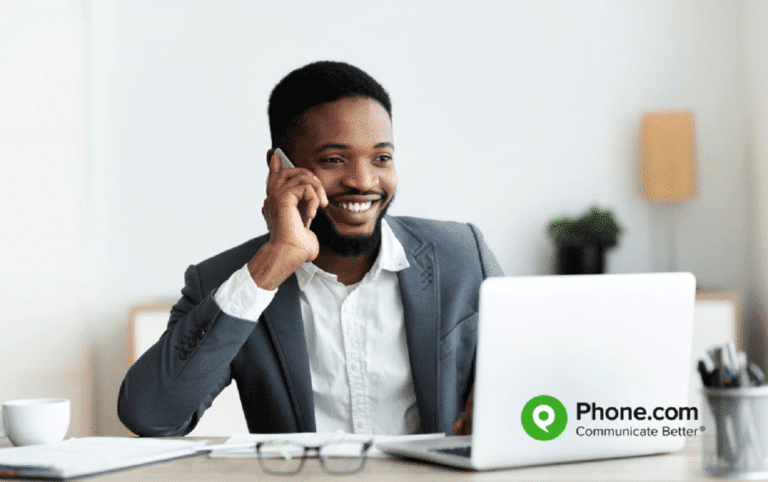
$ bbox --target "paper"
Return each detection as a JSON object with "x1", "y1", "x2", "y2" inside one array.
[
  {"x1": 207, "y1": 432, "x2": 446, "y2": 459},
  {"x1": 0, "y1": 437, "x2": 208, "y2": 479}
]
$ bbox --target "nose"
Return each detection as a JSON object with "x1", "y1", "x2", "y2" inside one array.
[{"x1": 342, "y1": 158, "x2": 378, "y2": 192}]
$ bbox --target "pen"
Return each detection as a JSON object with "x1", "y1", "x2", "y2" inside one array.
[
  {"x1": 698, "y1": 360, "x2": 712, "y2": 387},
  {"x1": 748, "y1": 363, "x2": 765, "y2": 386},
  {"x1": 725, "y1": 342, "x2": 739, "y2": 386},
  {"x1": 714, "y1": 348, "x2": 727, "y2": 388},
  {"x1": 737, "y1": 352, "x2": 750, "y2": 387}
]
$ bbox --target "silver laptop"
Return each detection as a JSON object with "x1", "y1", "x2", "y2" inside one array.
[{"x1": 378, "y1": 273, "x2": 696, "y2": 470}]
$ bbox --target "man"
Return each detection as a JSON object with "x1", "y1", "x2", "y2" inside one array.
[{"x1": 118, "y1": 61, "x2": 502, "y2": 437}]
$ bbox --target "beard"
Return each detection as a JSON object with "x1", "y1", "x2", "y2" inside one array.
[{"x1": 309, "y1": 193, "x2": 395, "y2": 257}]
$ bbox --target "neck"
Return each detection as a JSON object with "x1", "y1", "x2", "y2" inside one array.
[{"x1": 312, "y1": 246, "x2": 378, "y2": 285}]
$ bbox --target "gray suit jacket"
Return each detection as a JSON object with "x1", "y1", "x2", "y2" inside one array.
[{"x1": 118, "y1": 216, "x2": 503, "y2": 436}]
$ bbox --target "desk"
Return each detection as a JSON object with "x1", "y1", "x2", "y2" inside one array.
[{"x1": 0, "y1": 437, "x2": 726, "y2": 481}]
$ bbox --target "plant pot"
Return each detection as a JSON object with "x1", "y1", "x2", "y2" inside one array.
[{"x1": 555, "y1": 244, "x2": 605, "y2": 275}]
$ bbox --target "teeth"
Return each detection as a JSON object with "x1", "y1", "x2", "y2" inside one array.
[{"x1": 336, "y1": 201, "x2": 373, "y2": 213}]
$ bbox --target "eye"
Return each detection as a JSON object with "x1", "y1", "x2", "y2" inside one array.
[
  {"x1": 375, "y1": 155, "x2": 393, "y2": 163},
  {"x1": 320, "y1": 156, "x2": 343, "y2": 164}
]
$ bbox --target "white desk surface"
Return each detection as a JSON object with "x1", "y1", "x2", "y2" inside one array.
[{"x1": 0, "y1": 437, "x2": 725, "y2": 481}]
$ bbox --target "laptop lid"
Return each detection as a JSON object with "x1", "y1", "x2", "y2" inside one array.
[{"x1": 470, "y1": 273, "x2": 696, "y2": 470}]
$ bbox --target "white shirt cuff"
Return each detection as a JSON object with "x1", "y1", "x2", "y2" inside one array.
[{"x1": 214, "y1": 264, "x2": 276, "y2": 322}]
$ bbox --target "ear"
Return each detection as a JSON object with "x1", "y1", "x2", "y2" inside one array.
[{"x1": 265, "y1": 148, "x2": 275, "y2": 166}]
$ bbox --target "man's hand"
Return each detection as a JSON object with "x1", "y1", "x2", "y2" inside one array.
[
  {"x1": 247, "y1": 151, "x2": 328, "y2": 290},
  {"x1": 262, "y1": 150, "x2": 328, "y2": 257},
  {"x1": 453, "y1": 386, "x2": 474, "y2": 435}
]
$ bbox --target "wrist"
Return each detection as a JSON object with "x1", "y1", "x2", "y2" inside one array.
[{"x1": 247, "y1": 242, "x2": 306, "y2": 290}]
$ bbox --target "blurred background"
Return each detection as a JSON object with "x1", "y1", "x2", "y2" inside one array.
[{"x1": 1, "y1": 0, "x2": 767, "y2": 436}]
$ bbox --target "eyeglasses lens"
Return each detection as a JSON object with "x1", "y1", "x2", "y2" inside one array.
[
  {"x1": 258, "y1": 442, "x2": 305, "y2": 474},
  {"x1": 319, "y1": 441, "x2": 367, "y2": 474}
]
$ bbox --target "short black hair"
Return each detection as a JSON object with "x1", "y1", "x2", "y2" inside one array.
[{"x1": 268, "y1": 61, "x2": 392, "y2": 153}]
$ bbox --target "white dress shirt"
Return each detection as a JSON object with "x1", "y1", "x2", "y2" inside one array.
[{"x1": 214, "y1": 220, "x2": 419, "y2": 435}]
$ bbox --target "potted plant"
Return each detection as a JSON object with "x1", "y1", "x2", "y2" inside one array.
[{"x1": 547, "y1": 206, "x2": 623, "y2": 274}]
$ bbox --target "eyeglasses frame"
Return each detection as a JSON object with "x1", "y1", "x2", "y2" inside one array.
[{"x1": 254, "y1": 439, "x2": 374, "y2": 475}]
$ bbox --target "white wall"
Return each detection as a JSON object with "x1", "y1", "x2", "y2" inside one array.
[
  {"x1": 743, "y1": 0, "x2": 768, "y2": 368},
  {"x1": 0, "y1": 1, "x2": 92, "y2": 436},
  {"x1": 87, "y1": 0, "x2": 753, "y2": 434}
]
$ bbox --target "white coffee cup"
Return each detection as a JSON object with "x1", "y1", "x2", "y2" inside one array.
[{"x1": 1, "y1": 398, "x2": 70, "y2": 446}]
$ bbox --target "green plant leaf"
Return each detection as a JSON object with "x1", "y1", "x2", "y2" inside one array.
[{"x1": 546, "y1": 206, "x2": 623, "y2": 249}]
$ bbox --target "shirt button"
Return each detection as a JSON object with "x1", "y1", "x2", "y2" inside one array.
[
  {"x1": 351, "y1": 363, "x2": 360, "y2": 371},
  {"x1": 356, "y1": 421, "x2": 364, "y2": 429},
  {"x1": 231, "y1": 303, "x2": 242, "y2": 313}
]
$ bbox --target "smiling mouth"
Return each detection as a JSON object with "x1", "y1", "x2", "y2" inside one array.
[{"x1": 333, "y1": 201, "x2": 374, "y2": 213}]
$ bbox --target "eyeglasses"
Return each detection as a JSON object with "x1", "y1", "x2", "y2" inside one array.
[{"x1": 254, "y1": 438, "x2": 374, "y2": 475}]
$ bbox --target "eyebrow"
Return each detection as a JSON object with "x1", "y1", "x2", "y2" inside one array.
[{"x1": 315, "y1": 142, "x2": 394, "y2": 153}]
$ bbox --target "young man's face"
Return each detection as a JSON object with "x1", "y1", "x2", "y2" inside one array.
[{"x1": 289, "y1": 96, "x2": 397, "y2": 252}]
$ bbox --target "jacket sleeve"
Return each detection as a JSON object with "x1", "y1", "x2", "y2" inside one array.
[
  {"x1": 117, "y1": 264, "x2": 260, "y2": 436},
  {"x1": 468, "y1": 223, "x2": 504, "y2": 278},
  {"x1": 456, "y1": 223, "x2": 503, "y2": 415}
]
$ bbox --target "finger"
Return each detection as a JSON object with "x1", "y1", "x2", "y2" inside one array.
[
  {"x1": 317, "y1": 178, "x2": 329, "y2": 207},
  {"x1": 274, "y1": 171, "x2": 326, "y2": 205},
  {"x1": 267, "y1": 154, "x2": 314, "y2": 195},
  {"x1": 266, "y1": 151, "x2": 281, "y2": 192},
  {"x1": 271, "y1": 167, "x2": 326, "y2": 206},
  {"x1": 302, "y1": 173, "x2": 328, "y2": 207},
  {"x1": 274, "y1": 175, "x2": 315, "y2": 205},
  {"x1": 300, "y1": 185, "x2": 321, "y2": 228},
  {"x1": 454, "y1": 415, "x2": 470, "y2": 436},
  {"x1": 266, "y1": 151, "x2": 293, "y2": 195},
  {"x1": 301, "y1": 173, "x2": 327, "y2": 207},
  {"x1": 269, "y1": 150, "x2": 280, "y2": 173},
  {"x1": 304, "y1": 185, "x2": 320, "y2": 223},
  {"x1": 274, "y1": 180, "x2": 320, "y2": 217},
  {"x1": 453, "y1": 418, "x2": 463, "y2": 435}
]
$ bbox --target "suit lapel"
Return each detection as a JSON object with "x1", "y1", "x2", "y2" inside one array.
[
  {"x1": 388, "y1": 217, "x2": 440, "y2": 433},
  {"x1": 261, "y1": 274, "x2": 316, "y2": 432}
]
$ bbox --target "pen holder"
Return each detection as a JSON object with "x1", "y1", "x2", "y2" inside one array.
[{"x1": 702, "y1": 387, "x2": 768, "y2": 479}]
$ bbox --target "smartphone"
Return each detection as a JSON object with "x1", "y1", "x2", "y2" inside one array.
[{"x1": 275, "y1": 148, "x2": 295, "y2": 169}]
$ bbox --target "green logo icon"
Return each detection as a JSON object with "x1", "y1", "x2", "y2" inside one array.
[{"x1": 521, "y1": 395, "x2": 568, "y2": 441}]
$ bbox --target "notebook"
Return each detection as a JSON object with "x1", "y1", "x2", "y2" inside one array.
[{"x1": 0, "y1": 437, "x2": 207, "y2": 479}]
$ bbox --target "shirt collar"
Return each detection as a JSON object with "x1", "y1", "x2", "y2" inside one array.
[{"x1": 295, "y1": 218, "x2": 410, "y2": 291}]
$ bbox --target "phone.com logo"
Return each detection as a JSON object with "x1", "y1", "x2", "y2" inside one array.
[{"x1": 521, "y1": 395, "x2": 568, "y2": 441}]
